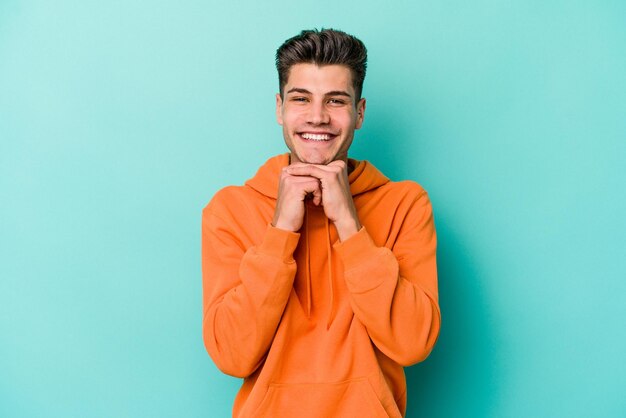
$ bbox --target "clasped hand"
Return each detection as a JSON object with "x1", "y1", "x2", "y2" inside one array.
[{"x1": 272, "y1": 160, "x2": 361, "y2": 241}]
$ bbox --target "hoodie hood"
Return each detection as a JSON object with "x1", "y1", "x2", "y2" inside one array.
[{"x1": 245, "y1": 153, "x2": 390, "y2": 199}]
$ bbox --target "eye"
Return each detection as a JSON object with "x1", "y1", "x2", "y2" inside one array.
[
  {"x1": 290, "y1": 96, "x2": 308, "y2": 103},
  {"x1": 328, "y1": 98, "x2": 347, "y2": 105}
]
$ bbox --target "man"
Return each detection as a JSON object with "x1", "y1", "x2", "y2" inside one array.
[{"x1": 202, "y1": 29, "x2": 440, "y2": 418}]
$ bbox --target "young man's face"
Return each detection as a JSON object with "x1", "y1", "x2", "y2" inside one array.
[{"x1": 276, "y1": 63, "x2": 366, "y2": 165}]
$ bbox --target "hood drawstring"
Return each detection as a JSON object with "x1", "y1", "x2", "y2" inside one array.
[
  {"x1": 304, "y1": 209, "x2": 312, "y2": 318},
  {"x1": 326, "y1": 217, "x2": 336, "y2": 329},
  {"x1": 303, "y1": 207, "x2": 337, "y2": 328}
]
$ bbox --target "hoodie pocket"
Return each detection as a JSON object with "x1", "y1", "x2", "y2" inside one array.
[{"x1": 253, "y1": 378, "x2": 390, "y2": 418}]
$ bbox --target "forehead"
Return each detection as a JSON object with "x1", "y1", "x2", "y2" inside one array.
[{"x1": 285, "y1": 63, "x2": 354, "y2": 94}]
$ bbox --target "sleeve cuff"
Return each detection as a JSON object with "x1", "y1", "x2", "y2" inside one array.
[
  {"x1": 333, "y1": 226, "x2": 379, "y2": 271},
  {"x1": 257, "y1": 224, "x2": 300, "y2": 262}
]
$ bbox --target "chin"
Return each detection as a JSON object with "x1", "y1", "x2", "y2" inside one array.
[
  {"x1": 302, "y1": 157, "x2": 329, "y2": 165},
  {"x1": 292, "y1": 150, "x2": 333, "y2": 165},
  {"x1": 302, "y1": 155, "x2": 335, "y2": 165}
]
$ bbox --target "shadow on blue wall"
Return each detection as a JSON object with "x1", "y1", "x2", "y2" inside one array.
[{"x1": 405, "y1": 221, "x2": 497, "y2": 416}]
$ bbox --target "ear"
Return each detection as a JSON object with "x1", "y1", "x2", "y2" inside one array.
[
  {"x1": 276, "y1": 93, "x2": 284, "y2": 125},
  {"x1": 355, "y1": 98, "x2": 366, "y2": 129}
]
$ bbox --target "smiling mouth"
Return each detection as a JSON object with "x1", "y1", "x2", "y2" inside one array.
[{"x1": 299, "y1": 132, "x2": 336, "y2": 142}]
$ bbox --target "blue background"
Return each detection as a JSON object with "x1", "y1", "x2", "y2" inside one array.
[{"x1": 1, "y1": 1, "x2": 625, "y2": 417}]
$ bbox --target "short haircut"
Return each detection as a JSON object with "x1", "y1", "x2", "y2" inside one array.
[{"x1": 276, "y1": 29, "x2": 368, "y2": 101}]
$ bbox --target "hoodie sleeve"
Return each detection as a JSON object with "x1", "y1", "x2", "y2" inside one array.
[
  {"x1": 201, "y1": 204, "x2": 299, "y2": 378},
  {"x1": 334, "y1": 190, "x2": 440, "y2": 366}
]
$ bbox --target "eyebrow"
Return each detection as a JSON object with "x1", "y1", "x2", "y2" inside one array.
[
  {"x1": 286, "y1": 88, "x2": 311, "y2": 95},
  {"x1": 286, "y1": 88, "x2": 353, "y2": 99},
  {"x1": 325, "y1": 90, "x2": 352, "y2": 98}
]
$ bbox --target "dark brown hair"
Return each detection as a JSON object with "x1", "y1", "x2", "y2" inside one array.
[{"x1": 276, "y1": 29, "x2": 368, "y2": 100}]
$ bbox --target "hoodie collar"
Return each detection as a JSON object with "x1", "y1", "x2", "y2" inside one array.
[{"x1": 245, "y1": 153, "x2": 390, "y2": 198}]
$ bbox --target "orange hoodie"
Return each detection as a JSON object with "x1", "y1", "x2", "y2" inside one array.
[{"x1": 202, "y1": 154, "x2": 440, "y2": 418}]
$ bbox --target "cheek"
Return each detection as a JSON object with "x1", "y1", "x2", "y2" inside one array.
[
  {"x1": 337, "y1": 112, "x2": 357, "y2": 129},
  {"x1": 282, "y1": 110, "x2": 301, "y2": 127}
]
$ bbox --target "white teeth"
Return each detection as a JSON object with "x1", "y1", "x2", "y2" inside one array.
[{"x1": 301, "y1": 133, "x2": 332, "y2": 141}]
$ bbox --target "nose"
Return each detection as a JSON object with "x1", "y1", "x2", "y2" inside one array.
[{"x1": 307, "y1": 100, "x2": 330, "y2": 125}]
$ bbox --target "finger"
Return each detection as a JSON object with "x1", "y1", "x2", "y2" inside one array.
[
  {"x1": 289, "y1": 160, "x2": 345, "y2": 170},
  {"x1": 285, "y1": 175, "x2": 319, "y2": 183},
  {"x1": 282, "y1": 174, "x2": 320, "y2": 189},
  {"x1": 288, "y1": 162, "x2": 340, "y2": 172},
  {"x1": 326, "y1": 160, "x2": 347, "y2": 171},
  {"x1": 285, "y1": 176, "x2": 322, "y2": 199},
  {"x1": 286, "y1": 164, "x2": 335, "y2": 179},
  {"x1": 312, "y1": 185, "x2": 322, "y2": 206}
]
